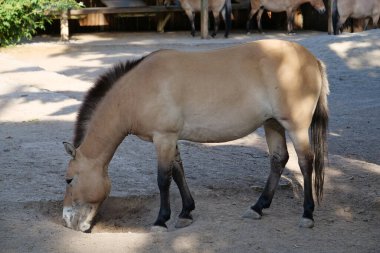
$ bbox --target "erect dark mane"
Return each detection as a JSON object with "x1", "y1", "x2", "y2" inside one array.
[{"x1": 73, "y1": 56, "x2": 146, "y2": 148}]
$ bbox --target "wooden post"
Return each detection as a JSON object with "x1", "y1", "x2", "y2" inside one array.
[
  {"x1": 327, "y1": 0, "x2": 333, "y2": 34},
  {"x1": 200, "y1": 0, "x2": 208, "y2": 39},
  {"x1": 60, "y1": 10, "x2": 69, "y2": 41}
]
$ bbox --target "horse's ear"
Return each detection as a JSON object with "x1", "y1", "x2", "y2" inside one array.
[{"x1": 63, "y1": 142, "x2": 76, "y2": 158}]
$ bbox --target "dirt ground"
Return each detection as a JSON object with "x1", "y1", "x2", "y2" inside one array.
[{"x1": 0, "y1": 30, "x2": 379, "y2": 253}]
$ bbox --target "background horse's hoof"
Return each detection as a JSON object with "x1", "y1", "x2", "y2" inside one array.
[
  {"x1": 299, "y1": 218, "x2": 314, "y2": 228},
  {"x1": 242, "y1": 208, "x2": 261, "y2": 219},
  {"x1": 151, "y1": 225, "x2": 168, "y2": 233},
  {"x1": 175, "y1": 218, "x2": 193, "y2": 228}
]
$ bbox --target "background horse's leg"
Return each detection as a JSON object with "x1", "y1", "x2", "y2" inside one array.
[
  {"x1": 286, "y1": 9, "x2": 295, "y2": 34},
  {"x1": 173, "y1": 145, "x2": 195, "y2": 228},
  {"x1": 152, "y1": 134, "x2": 177, "y2": 231},
  {"x1": 371, "y1": 14, "x2": 380, "y2": 29},
  {"x1": 256, "y1": 8, "x2": 265, "y2": 33},
  {"x1": 211, "y1": 11, "x2": 220, "y2": 37},
  {"x1": 243, "y1": 120, "x2": 289, "y2": 219},
  {"x1": 336, "y1": 15, "x2": 348, "y2": 34},
  {"x1": 246, "y1": 3, "x2": 260, "y2": 34},
  {"x1": 288, "y1": 128, "x2": 315, "y2": 228},
  {"x1": 184, "y1": 10, "x2": 196, "y2": 36}
]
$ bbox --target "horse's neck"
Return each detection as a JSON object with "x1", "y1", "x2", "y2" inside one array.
[{"x1": 79, "y1": 100, "x2": 129, "y2": 166}]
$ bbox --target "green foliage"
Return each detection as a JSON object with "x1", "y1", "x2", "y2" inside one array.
[{"x1": 0, "y1": 0, "x2": 84, "y2": 47}]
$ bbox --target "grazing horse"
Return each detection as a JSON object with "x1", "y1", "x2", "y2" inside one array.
[
  {"x1": 246, "y1": 0, "x2": 326, "y2": 34},
  {"x1": 62, "y1": 40, "x2": 329, "y2": 232},
  {"x1": 164, "y1": 0, "x2": 232, "y2": 37},
  {"x1": 333, "y1": 0, "x2": 380, "y2": 35}
]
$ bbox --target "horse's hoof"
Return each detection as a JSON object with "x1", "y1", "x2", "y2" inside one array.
[
  {"x1": 287, "y1": 32, "x2": 296, "y2": 36},
  {"x1": 299, "y1": 218, "x2": 314, "y2": 228},
  {"x1": 151, "y1": 225, "x2": 168, "y2": 233},
  {"x1": 175, "y1": 218, "x2": 193, "y2": 228},
  {"x1": 242, "y1": 208, "x2": 261, "y2": 220}
]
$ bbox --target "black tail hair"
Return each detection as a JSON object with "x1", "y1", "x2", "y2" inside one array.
[{"x1": 311, "y1": 60, "x2": 330, "y2": 204}]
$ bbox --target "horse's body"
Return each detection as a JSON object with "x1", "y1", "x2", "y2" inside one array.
[
  {"x1": 246, "y1": 0, "x2": 326, "y2": 34},
  {"x1": 62, "y1": 40, "x2": 329, "y2": 232},
  {"x1": 164, "y1": 0, "x2": 232, "y2": 37},
  {"x1": 333, "y1": 0, "x2": 380, "y2": 34}
]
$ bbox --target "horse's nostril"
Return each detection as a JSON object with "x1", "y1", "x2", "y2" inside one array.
[{"x1": 66, "y1": 178, "x2": 73, "y2": 185}]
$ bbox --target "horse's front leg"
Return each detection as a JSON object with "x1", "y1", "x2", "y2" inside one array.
[
  {"x1": 152, "y1": 134, "x2": 177, "y2": 232},
  {"x1": 243, "y1": 120, "x2": 289, "y2": 219},
  {"x1": 173, "y1": 145, "x2": 195, "y2": 228}
]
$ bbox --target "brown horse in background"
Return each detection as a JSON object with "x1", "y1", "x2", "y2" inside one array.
[
  {"x1": 247, "y1": 0, "x2": 326, "y2": 34},
  {"x1": 62, "y1": 40, "x2": 329, "y2": 233},
  {"x1": 164, "y1": 0, "x2": 232, "y2": 37},
  {"x1": 333, "y1": 0, "x2": 380, "y2": 34}
]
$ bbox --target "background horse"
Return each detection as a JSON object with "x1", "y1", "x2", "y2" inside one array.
[
  {"x1": 164, "y1": 0, "x2": 232, "y2": 37},
  {"x1": 333, "y1": 0, "x2": 380, "y2": 35},
  {"x1": 62, "y1": 40, "x2": 329, "y2": 232},
  {"x1": 246, "y1": 0, "x2": 326, "y2": 34}
]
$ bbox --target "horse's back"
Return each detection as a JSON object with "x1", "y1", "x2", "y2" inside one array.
[
  {"x1": 126, "y1": 40, "x2": 322, "y2": 142},
  {"x1": 179, "y1": 0, "x2": 225, "y2": 11},
  {"x1": 338, "y1": 0, "x2": 380, "y2": 18}
]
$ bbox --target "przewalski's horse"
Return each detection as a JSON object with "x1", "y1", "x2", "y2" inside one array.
[
  {"x1": 333, "y1": 0, "x2": 380, "y2": 35},
  {"x1": 62, "y1": 40, "x2": 329, "y2": 232},
  {"x1": 247, "y1": 0, "x2": 326, "y2": 34},
  {"x1": 164, "y1": 0, "x2": 232, "y2": 37}
]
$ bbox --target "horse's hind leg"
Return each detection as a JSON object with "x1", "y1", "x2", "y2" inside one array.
[
  {"x1": 243, "y1": 120, "x2": 289, "y2": 219},
  {"x1": 173, "y1": 145, "x2": 195, "y2": 228},
  {"x1": 287, "y1": 127, "x2": 315, "y2": 228}
]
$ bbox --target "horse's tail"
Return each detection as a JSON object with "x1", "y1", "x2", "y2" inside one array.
[
  {"x1": 332, "y1": 0, "x2": 340, "y2": 35},
  {"x1": 223, "y1": 0, "x2": 232, "y2": 38},
  {"x1": 311, "y1": 60, "x2": 330, "y2": 204}
]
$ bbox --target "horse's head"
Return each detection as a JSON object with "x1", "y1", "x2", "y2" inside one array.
[
  {"x1": 310, "y1": 0, "x2": 326, "y2": 14},
  {"x1": 62, "y1": 142, "x2": 111, "y2": 232}
]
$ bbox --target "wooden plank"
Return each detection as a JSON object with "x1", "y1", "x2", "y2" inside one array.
[{"x1": 69, "y1": 6, "x2": 183, "y2": 16}]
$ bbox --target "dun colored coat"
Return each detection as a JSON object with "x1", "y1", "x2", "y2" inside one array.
[{"x1": 62, "y1": 40, "x2": 329, "y2": 232}]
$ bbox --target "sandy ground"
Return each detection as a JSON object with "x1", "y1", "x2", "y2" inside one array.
[{"x1": 0, "y1": 30, "x2": 379, "y2": 253}]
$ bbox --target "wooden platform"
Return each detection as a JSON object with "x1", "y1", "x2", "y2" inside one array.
[{"x1": 57, "y1": 3, "x2": 249, "y2": 40}]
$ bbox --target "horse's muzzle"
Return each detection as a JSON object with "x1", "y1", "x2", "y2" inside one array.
[
  {"x1": 62, "y1": 204, "x2": 97, "y2": 232},
  {"x1": 317, "y1": 7, "x2": 326, "y2": 14}
]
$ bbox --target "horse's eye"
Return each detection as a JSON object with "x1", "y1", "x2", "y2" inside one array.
[{"x1": 66, "y1": 178, "x2": 73, "y2": 185}]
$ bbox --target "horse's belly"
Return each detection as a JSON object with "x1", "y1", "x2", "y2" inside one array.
[
  {"x1": 179, "y1": 112, "x2": 269, "y2": 143},
  {"x1": 262, "y1": 1, "x2": 288, "y2": 12}
]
